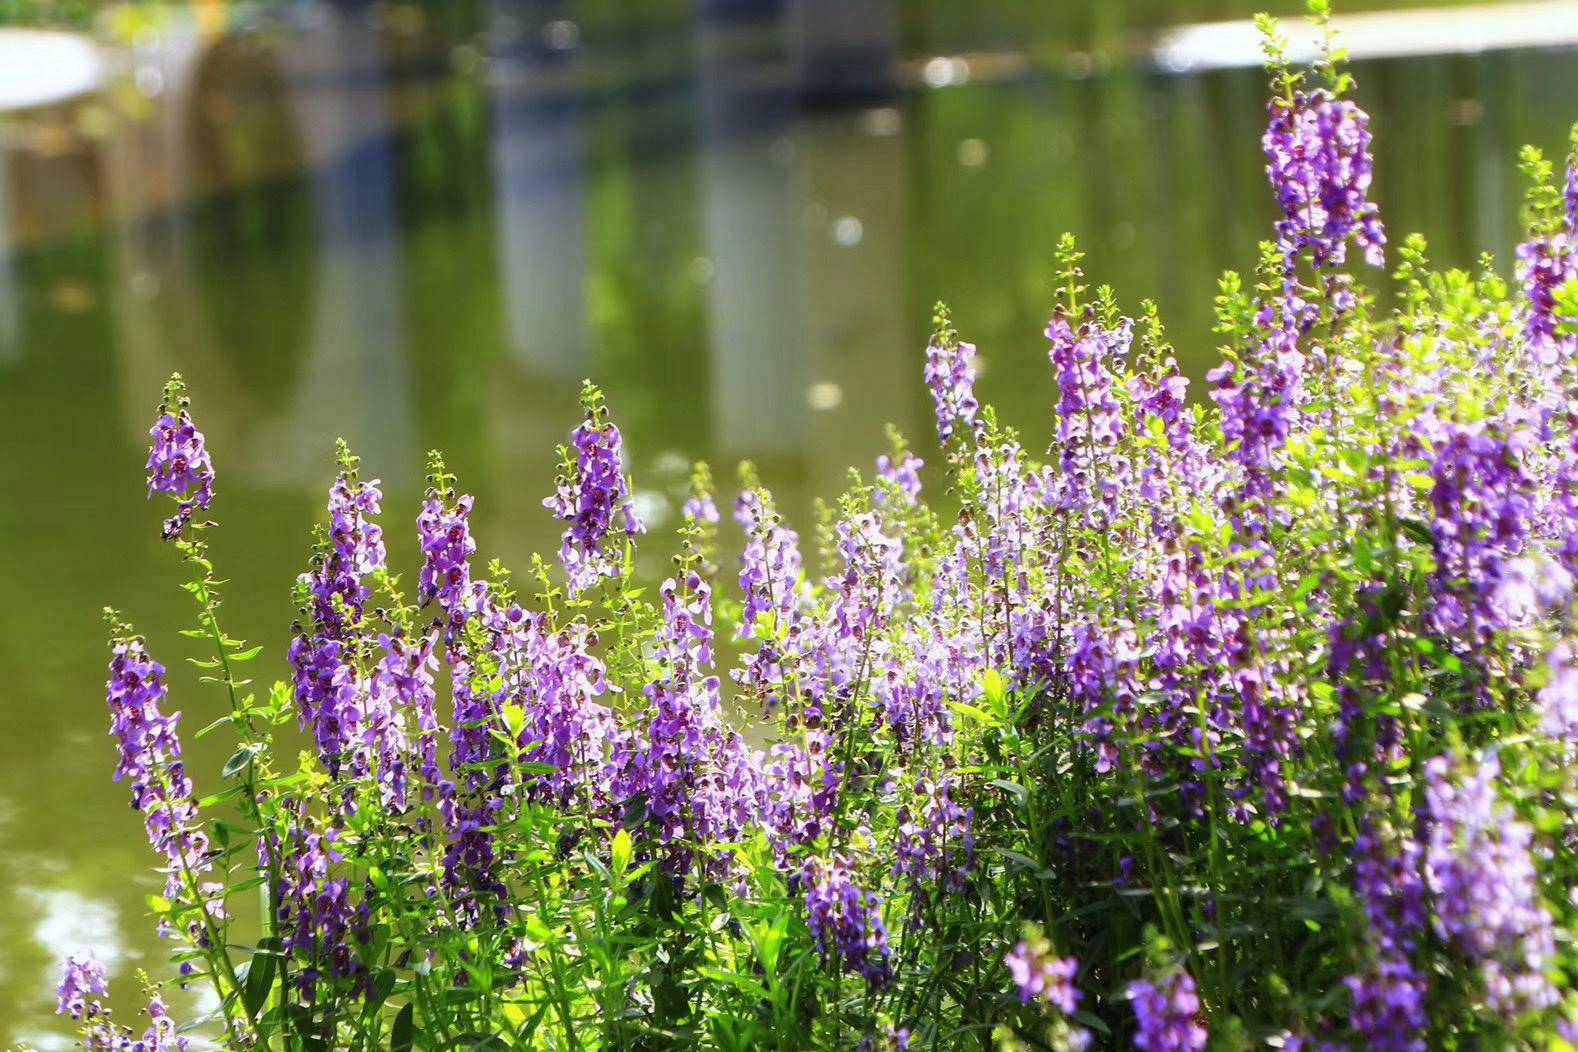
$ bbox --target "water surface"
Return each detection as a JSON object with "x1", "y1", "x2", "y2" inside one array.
[{"x1": 2, "y1": 0, "x2": 1575, "y2": 1042}]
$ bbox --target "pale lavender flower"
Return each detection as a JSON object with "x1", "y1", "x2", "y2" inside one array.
[
  {"x1": 1541, "y1": 640, "x2": 1578, "y2": 744},
  {"x1": 57, "y1": 954, "x2": 109, "y2": 1019},
  {"x1": 1005, "y1": 932, "x2": 1080, "y2": 1014},
  {"x1": 924, "y1": 334, "x2": 981, "y2": 445},
  {"x1": 1424, "y1": 753, "x2": 1558, "y2": 1018},
  {"x1": 875, "y1": 450, "x2": 923, "y2": 506}
]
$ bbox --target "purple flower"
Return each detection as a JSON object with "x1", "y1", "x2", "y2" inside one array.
[
  {"x1": 105, "y1": 635, "x2": 212, "y2": 897},
  {"x1": 1427, "y1": 418, "x2": 1535, "y2": 662},
  {"x1": 273, "y1": 810, "x2": 366, "y2": 1001},
  {"x1": 858, "y1": 1024, "x2": 912, "y2": 1052},
  {"x1": 1047, "y1": 310, "x2": 1130, "y2": 525},
  {"x1": 1262, "y1": 90, "x2": 1386, "y2": 269},
  {"x1": 924, "y1": 325, "x2": 980, "y2": 445},
  {"x1": 875, "y1": 450, "x2": 923, "y2": 506},
  {"x1": 517, "y1": 617, "x2": 619, "y2": 810},
  {"x1": 1343, "y1": 957, "x2": 1427, "y2": 1052},
  {"x1": 303, "y1": 470, "x2": 385, "y2": 636},
  {"x1": 1516, "y1": 233, "x2": 1576, "y2": 362},
  {"x1": 803, "y1": 855, "x2": 892, "y2": 986},
  {"x1": 418, "y1": 491, "x2": 477, "y2": 621},
  {"x1": 1423, "y1": 753, "x2": 1558, "y2": 1018},
  {"x1": 1540, "y1": 640, "x2": 1578, "y2": 744},
  {"x1": 734, "y1": 488, "x2": 806, "y2": 640},
  {"x1": 57, "y1": 954, "x2": 109, "y2": 1019},
  {"x1": 363, "y1": 631, "x2": 440, "y2": 812},
  {"x1": 617, "y1": 571, "x2": 728, "y2": 861},
  {"x1": 144, "y1": 380, "x2": 215, "y2": 541},
  {"x1": 543, "y1": 388, "x2": 644, "y2": 596},
  {"x1": 893, "y1": 775, "x2": 974, "y2": 892},
  {"x1": 1127, "y1": 971, "x2": 1207, "y2": 1052},
  {"x1": 1005, "y1": 930, "x2": 1080, "y2": 1014}
]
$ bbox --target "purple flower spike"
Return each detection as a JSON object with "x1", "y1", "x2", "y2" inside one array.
[
  {"x1": 57, "y1": 954, "x2": 109, "y2": 1019},
  {"x1": 1127, "y1": 970, "x2": 1207, "y2": 1052},
  {"x1": 1263, "y1": 90, "x2": 1386, "y2": 270},
  {"x1": 144, "y1": 377, "x2": 215, "y2": 540},
  {"x1": 544, "y1": 386, "x2": 644, "y2": 596},
  {"x1": 803, "y1": 855, "x2": 893, "y2": 986}
]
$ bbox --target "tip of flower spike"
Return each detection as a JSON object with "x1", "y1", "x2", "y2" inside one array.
[
  {"x1": 158, "y1": 373, "x2": 188, "y2": 415},
  {"x1": 929, "y1": 302, "x2": 957, "y2": 350},
  {"x1": 1054, "y1": 234, "x2": 1086, "y2": 310},
  {"x1": 103, "y1": 607, "x2": 135, "y2": 641},
  {"x1": 334, "y1": 438, "x2": 360, "y2": 477},
  {"x1": 579, "y1": 379, "x2": 606, "y2": 421}
]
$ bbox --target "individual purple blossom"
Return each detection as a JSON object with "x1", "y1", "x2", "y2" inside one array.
[
  {"x1": 1005, "y1": 929, "x2": 1080, "y2": 1014},
  {"x1": 1127, "y1": 970, "x2": 1207, "y2": 1052},
  {"x1": 144, "y1": 377, "x2": 215, "y2": 541},
  {"x1": 1423, "y1": 753, "x2": 1558, "y2": 1018},
  {"x1": 57, "y1": 954, "x2": 109, "y2": 1019},
  {"x1": 543, "y1": 385, "x2": 644, "y2": 596},
  {"x1": 803, "y1": 855, "x2": 892, "y2": 986},
  {"x1": 1262, "y1": 90, "x2": 1386, "y2": 269}
]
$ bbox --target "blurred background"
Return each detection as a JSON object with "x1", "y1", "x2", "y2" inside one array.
[{"x1": 2, "y1": 0, "x2": 1577, "y2": 1043}]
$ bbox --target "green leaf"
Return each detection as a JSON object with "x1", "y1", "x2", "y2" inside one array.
[
  {"x1": 242, "y1": 943, "x2": 276, "y2": 1017},
  {"x1": 222, "y1": 746, "x2": 255, "y2": 780},
  {"x1": 611, "y1": 828, "x2": 633, "y2": 877},
  {"x1": 391, "y1": 1002, "x2": 415, "y2": 1052}
]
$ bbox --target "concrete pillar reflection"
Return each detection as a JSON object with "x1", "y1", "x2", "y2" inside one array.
[
  {"x1": 489, "y1": 0, "x2": 588, "y2": 380},
  {"x1": 696, "y1": 0, "x2": 806, "y2": 458},
  {"x1": 282, "y1": 5, "x2": 413, "y2": 484}
]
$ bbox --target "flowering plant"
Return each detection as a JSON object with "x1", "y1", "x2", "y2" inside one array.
[{"x1": 42, "y1": 6, "x2": 1578, "y2": 1050}]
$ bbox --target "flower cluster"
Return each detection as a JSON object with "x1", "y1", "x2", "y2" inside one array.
[
  {"x1": 144, "y1": 376, "x2": 215, "y2": 540},
  {"x1": 803, "y1": 855, "x2": 893, "y2": 985},
  {"x1": 1262, "y1": 89, "x2": 1386, "y2": 270},
  {"x1": 543, "y1": 383, "x2": 644, "y2": 596},
  {"x1": 1127, "y1": 971, "x2": 1208, "y2": 1052}
]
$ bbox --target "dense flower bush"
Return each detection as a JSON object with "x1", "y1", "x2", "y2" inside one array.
[{"x1": 40, "y1": 9, "x2": 1578, "y2": 1050}]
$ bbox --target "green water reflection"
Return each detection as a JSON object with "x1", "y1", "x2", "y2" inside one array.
[{"x1": 0, "y1": 0, "x2": 1574, "y2": 1042}]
